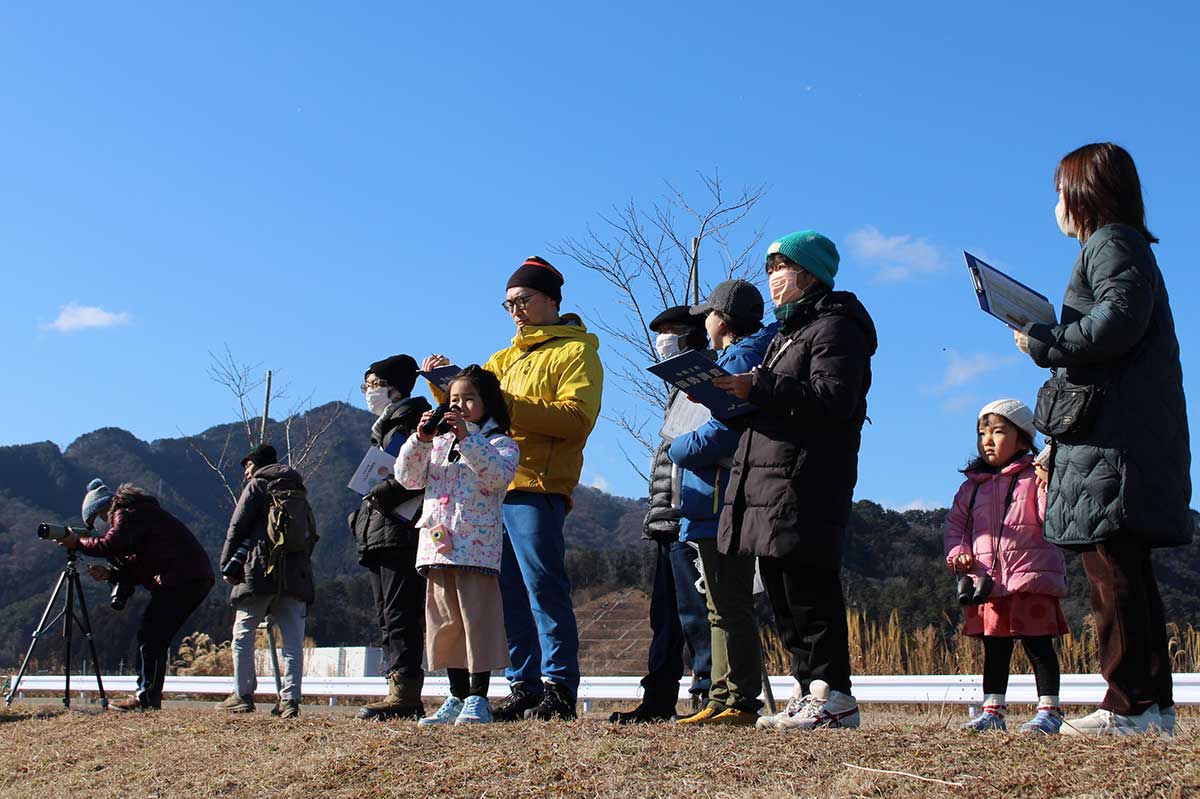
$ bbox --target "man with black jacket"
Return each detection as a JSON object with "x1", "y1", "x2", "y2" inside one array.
[
  {"x1": 610, "y1": 306, "x2": 712, "y2": 723},
  {"x1": 349, "y1": 354, "x2": 431, "y2": 720},
  {"x1": 217, "y1": 444, "x2": 317, "y2": 719}
]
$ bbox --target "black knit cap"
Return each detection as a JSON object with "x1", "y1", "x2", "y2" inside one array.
[
  {"x1": 365, "y1": 354, "x2": 419, "y2": 397},
  {"x1": 241, "y1": 444, "x2": 278, "y2": 469},
  {"x1": 506, "y1": 256, "x2": 564, "y2": 303}
]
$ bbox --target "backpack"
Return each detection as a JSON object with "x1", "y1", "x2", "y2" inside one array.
[{"x1": 263, "y1": 474, "x2": 316, "y2": 578}]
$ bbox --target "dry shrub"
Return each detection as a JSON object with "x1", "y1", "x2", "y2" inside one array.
[{"x1": 174, "y1": 632, "x2": 233, "y2": 676}]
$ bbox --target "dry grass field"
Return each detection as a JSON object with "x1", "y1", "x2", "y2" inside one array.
[{"x1": 2, "y1": 703, "x2": 1198, "y2": 799}]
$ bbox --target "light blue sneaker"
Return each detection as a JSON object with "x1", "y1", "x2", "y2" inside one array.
[
  {"x1": 455, "y1": 695, "x2": 494, "y2": 725},
  {"x1": 418, "y1": 696, "x2": 464, "y2": 726},
  {"x1": 1019, "y1": 707, "x2": 1064, "y2": 735},
  {"x1": 962, "y1": 706, "x2": 1007, "y2": 732}
]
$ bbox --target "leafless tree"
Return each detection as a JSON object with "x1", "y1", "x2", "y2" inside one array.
[
  {"x1": 184, "y1": 346, "x2": 342, "y2": 506},
  {"x1": 551, "y1": 171, "x2": 767, "y2": 474}
]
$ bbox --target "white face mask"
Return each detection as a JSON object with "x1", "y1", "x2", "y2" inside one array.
[
  {"x1": 769, "y1": 270, "x2": 802, "y2": 306},
  {"x1": 1055, "y1": 191, "x2": 1077, "y2": 238},
  {"x1": 365, "y1": 386, "x2": 392, "y2": 416},
  {"x1": 655, "y1": 333, "x2": 683, "y2": 360},
  {"x1": 92, "y1": 516, "x2": 110, "y2": 535}
]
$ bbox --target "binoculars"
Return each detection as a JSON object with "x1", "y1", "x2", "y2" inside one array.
[{"x1": 956, "y1": 573, "x2": 994, "y2": 605}]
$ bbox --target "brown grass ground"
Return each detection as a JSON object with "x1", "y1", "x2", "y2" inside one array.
[{"x1": 1, "y1": 704, "x2": 1197, "y2": 799}]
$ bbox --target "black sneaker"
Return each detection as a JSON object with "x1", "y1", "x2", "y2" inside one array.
[
  {"x1": 524, "y1": 682, "x2": 577, "y2": 721},
  {"x1": 608, "y1": 701, "x2": 676, "y2": 724},
  {"x1": 491, "y1": 682, "x2": 544, "y2": 722}
]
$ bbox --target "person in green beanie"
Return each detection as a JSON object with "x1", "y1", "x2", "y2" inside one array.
[{"x1": 713, "y1": 230, "x2": 877, "y2": 731}]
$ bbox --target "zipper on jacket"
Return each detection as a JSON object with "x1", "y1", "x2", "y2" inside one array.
[{"x1": 713, "y1": 466, "x2": 721, "y2": 515}]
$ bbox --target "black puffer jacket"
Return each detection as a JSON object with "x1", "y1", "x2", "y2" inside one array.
[
  {"x1": 718, "y1": 288, "x2": 877, "y2": 569},
  {"x1": 221, "y1": 463, "x2": 317, "y2": 605},
  {"x1": 643, "y1": 439, "x2": 681, "y2": 542},
  {"x1": 1026, "y1": 223, "x2": 1191, "y2": 548},
  {"x1": 348, "y1": 397, "x2": 430, "y2": 562}
]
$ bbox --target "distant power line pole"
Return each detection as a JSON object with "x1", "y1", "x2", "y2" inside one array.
[
  {"x1": 259, "y1": 371, "x2": 273, "y2": 445},
  {"x1": 690, "y1": 236, "x2": 700, "y2": 305}
]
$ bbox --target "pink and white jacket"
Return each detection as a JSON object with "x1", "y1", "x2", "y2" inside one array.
[
  {"x1": 395, "y1": 419, "x2": 520, "y2": 575},
  {"x1": 943, "y1": 454, "x2": 1067, "y2": 598}
]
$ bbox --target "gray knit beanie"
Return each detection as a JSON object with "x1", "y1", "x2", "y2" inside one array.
[{"x1": 81, "y1": 478, "x2": 114, "y2": 525}]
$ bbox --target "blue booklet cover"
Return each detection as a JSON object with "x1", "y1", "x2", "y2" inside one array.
[
  {"x1": 420, "y1": 364, "x2": 460, "y2": 392},
  {"x1": 646, "y1": 351, "x2": 756, "y2": 419}
]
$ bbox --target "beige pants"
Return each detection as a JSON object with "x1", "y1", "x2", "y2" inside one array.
[{"x1": 425, "y1": 568, "x2": 510, "y2": 672}]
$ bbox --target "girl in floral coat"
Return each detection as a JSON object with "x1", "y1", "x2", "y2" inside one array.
[{"x1": 396, "y1": 365, "x2": 520, "y2": 725}]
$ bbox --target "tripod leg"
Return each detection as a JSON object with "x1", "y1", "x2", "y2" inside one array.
[
  {"x1": 4, "y1": 571, "x2": 69, "y2": 706},
  {"x1": 64, "y1": 571, "x2": 75, "y2": 709},
  {"x1": 72, "y1": 574, "x2": 108, "y2": 709},
  {"x1": 266, "y1": 616, "x2": 283, "y2": 699}
]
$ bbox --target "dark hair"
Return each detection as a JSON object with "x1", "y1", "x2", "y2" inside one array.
[
  {"x1": 960, "y1": 413, "x2": 1035, "y2": 474},
  {"x1": 712, "y1": 310, "x2": 763, "y2": 339},
  {"x1": 110, "y1": 483, "x2": 159, "y2": 512},
  {"x1": 1055, "y1": 142, "x2": 1157, "y2": 244},
  {"x1": 448, "y1": 365, "x2": 511, "y2": 435}
]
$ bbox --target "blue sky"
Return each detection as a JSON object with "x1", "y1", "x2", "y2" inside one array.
[{"x1": 3, "y1": 2, "x2": 1197, "y2": 510}]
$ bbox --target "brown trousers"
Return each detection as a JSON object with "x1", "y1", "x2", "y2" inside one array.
[
  {"x1": 1080, "y1": 534, "x2": 1174, "y2": 715},
  {"x1": 425, "y1": 568, "x2": 510, "y2": 673}
]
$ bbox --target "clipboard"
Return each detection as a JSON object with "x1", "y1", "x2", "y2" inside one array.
[{"x1": 964, "y1": 252, "x2": 1057, "y2": 330}]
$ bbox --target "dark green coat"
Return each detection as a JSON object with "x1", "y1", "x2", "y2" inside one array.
[{"x1": 1027, "y1": 224, "x2": 1192, "y2": 548}]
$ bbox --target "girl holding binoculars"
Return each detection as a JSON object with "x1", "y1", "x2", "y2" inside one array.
[{"x1": 944, "y1": 399, "x2": 1068, "y2": 734}]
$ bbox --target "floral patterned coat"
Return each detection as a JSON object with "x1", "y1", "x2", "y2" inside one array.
[{"x1": 395, "y1": 419, "x2": 519, "y2": 574}]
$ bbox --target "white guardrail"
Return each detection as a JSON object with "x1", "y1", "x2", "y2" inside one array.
[{"x1": 10, "y1": 673, "x2": 1200, "y2": 710}]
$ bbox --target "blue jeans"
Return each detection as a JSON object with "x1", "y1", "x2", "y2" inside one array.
[
  {"x1": 500, "y1": 491, "x2": 579, "y2": 694},
  {"x1": 641, "y1": 540, "x2": 712, "y2": 705}
]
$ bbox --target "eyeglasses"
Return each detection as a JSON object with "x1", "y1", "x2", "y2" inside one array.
[
  {"x1": 765, "y1": 253, "x2": 801, "y2": 275},
  {"x1": 359, "y1": 380, "x2": 391, "y2": 394},
  {"x1": 501, "y1": 293, "x2": 540, "y2": 313}
]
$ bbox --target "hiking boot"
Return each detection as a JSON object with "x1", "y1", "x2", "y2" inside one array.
[
  {"x1": 707, "y1": 707, "x2": 759, "y2": 726},
  {"x1": 963, "y1": 705, "x2": 1007, "y2": 732},
  {"x1": 357, "y1": 673, "x2": 424, "y2": 721},
  {"x1": 492, "y1": 681, "x2": 544, "y2": 722},
  {"x1": 1019, "y1": 706, "x2": 1063, "y2": 735},
  {"x1": 112, "y1": 696, "x2": 152, "y2": 712},
  {"x1": 524, "y1": 681, "x2": 577, "y2": 721},
  {"x1": 455, "y1": 695, "x2": 494, "y2": 725},
  {"x1": 216, "y1": 693, "x2": 255, "y2": 713},
  {"x1": 418, "y1": 696, "x2": 464, "y2": 726},
  {"x1": 771, "y1": 680, "x2": 860, "y2": 730},
  {"x1": 609, "y1": 700, "x2": 676, "y2": 724},
  {"x1": 1062, "y1": 706, "x2": 1161, "y2": 736},
  {"x1": 676, "y1": 704, "x2": 722, "y2": 726},
  {"x1": 272, "y1": 699, "x2": 300, "y2": 719}
]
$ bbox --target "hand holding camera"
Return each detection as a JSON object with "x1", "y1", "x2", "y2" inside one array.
[{"x1": 417, "y1": 403, "x2": 461, "y2": 442}]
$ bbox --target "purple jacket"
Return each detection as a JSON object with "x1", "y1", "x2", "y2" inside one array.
[{"x1": 943, "y1": 454, "x2": 1066, "y2": 598}]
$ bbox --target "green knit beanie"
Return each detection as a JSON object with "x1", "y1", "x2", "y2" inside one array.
[{"x1": 766, "y1": 230, "x2": 840, "y2": 288}]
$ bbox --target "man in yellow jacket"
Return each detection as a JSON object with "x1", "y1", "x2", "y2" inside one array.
[{"x1": 425, "y1": 256, "x2": 603, "y2": 720}]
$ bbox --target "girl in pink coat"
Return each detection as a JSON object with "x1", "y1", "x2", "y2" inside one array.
[
  {"x1": 397, "y1": 365, "x2": 520, "y2": 726},
  {"x1": 944, "y1": 399, "x2": 1068, "y2": 734}
]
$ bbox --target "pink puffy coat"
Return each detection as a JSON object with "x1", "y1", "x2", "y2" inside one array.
[{"x1": 943, "y1": 454, "x2": 1067, "y2": 598}]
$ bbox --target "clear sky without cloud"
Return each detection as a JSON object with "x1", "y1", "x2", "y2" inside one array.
[{"x1": 2, "y1": 2, "x2": 1197, "y2": 511}]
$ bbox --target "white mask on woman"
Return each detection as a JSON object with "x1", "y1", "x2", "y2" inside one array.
[
  {"x1": 1055, "y1": 191, "x2": 1077, "y2": 238},
  {"x1": 655, "y1": 333, "x2": 683, "y2": 360},
  {"x1": 92, "y1": 516, "x2": 110, "y2": 535},
  {"x1": 365, "y1": 386, "x2": 392, "y2": 416},
  {"x1": 769, "y1": 269, "x2": 803, "y2": 306}
]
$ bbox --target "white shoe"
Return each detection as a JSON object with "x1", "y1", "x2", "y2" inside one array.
[
  {"x1": 760, "y1": 680, "x2": 860, "y2": 731},
  {"x1": 1159, "y1": 705, "x2": 1176, "y2": 737},
  {"x1": 756, "y1": 684, "x2": 806, "y2": 730},
  {"x1": 1062, "y1": 706, "x2": 1161, "y2": 736}
]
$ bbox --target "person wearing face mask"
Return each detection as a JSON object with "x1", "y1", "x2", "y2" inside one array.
[
  {"x1": 348, "y1": 354, "x2": 433, "y2": 721},
  {"x1": 1013, "y1": 143, "x2": 1190, "y2": 736},
  {"x1": 670, "y1": 280, "x2": 778, "y2": 727},
  {"x1": 57, "y1": 479, "x2": 214, "y2": 711},
  {"x1": 713, "y1": 231, "x2": 877, "y2": 731},
  {"x1": 610, "y1": 306, "x2": 713, "y2": 723}
]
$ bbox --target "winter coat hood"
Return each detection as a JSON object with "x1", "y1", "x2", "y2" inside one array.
[{"x1": 372, "y1": 396, "x2": 432, "y2": 452}]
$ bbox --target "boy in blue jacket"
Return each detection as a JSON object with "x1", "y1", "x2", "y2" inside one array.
[{"x1": 673, "y1": 279, "x2": 777, "y2": 726}]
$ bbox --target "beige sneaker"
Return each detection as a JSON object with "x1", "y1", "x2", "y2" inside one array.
[
  {"x1": 216, "y1": 693, "x2": 255, "y2": 713},
  {"x1": 1062, "y1": 706, "x2": 1161, "y2": 736}
]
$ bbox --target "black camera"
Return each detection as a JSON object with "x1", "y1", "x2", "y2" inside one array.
[
  {"x1": 956, "y1": 573, "x2": 994, "y2": 606},
  {"x1": 419, "y1": 403, "x2": 461, "y2": 437},
  {"x1": 37, "y1": 523, "x2": 82, "y2": 541},
  {"x1": 108, "y1": 560, "x2": 136, "y2": 611},
  {"x1": 221, "y1": 541, "x2": 252, "y2": 584}
]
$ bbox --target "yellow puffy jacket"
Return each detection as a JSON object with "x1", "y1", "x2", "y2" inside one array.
[{"x1": 435, "y1": 314, "x2": 604, "y2": 507}]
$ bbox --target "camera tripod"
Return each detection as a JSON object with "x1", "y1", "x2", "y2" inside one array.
[{"x1": 5, "y1": 550, "x2": 108, "y2": 709}]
